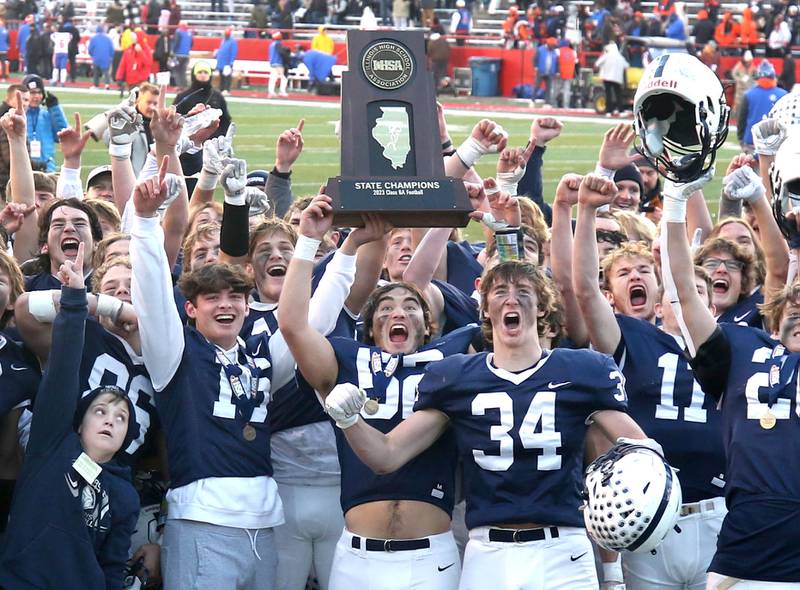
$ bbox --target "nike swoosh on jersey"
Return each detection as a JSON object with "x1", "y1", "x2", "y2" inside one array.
[
  {"x1": 733, "y1": 311, "x2": 752, "y2": 322},
  {"x1": 570, "y1": 552, "x2": 587, "y2": 562},
  {"x1": 64, "y1": 472, "x2": 80, "y2": 497},
  {"x1": 10, "y1": 364, "x2": 28, "y2": 371},
  {"x1": 438, "y1": 563, "x2": 455, "y2": 572},
  {"x1": 548, "y1": 381, "x2": 571, "y2": 389}
]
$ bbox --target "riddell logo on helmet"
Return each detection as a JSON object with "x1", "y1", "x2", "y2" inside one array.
[{"x1": 647, "y1": 79, "x2": 678, "y2": 89}]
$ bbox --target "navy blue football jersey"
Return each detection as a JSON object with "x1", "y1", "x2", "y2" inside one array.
[
  {"x1": 615, "y1": 315, "x2": 725, "y2": 502},
  {"x1": 330, "y1": 325, "x2": 479, "y2": 514},
  {"x1": 717, "y1": 287, "x2": 764, "y2": 329},
  {"x1": 80, "y1": 320, "x2": 157, "y2": 461},
  {"x1": 156, "y1": 328, "x2": 273, "y2": 489},
  {"x1": 0, "y1": 334, "x2": 40, "y2": 417},
  {"x1": 432, "y1": 279, "x2": 479, "y2": 335},
  {"x1": 694, "y1": 324, "x2": 800, "y2": 582},
  {"x1": 446, "y1": 240, "x2": 483, "y2": 297},
  {"x1": 240, "y1": 301, "x2": 328, "y2": 434},
  {"x1": 414, "y1": 348, "x2": 628, "y2": 530}
]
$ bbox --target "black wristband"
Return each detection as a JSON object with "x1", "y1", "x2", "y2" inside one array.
[
  {"x1": 220, "y1": 201, "x2": 250, "y2": 258},
  {"x1": 271, "y1": 166, "x2": 291, "y2": 179},
  {"x1": 441, "y1": 138, "x2": 453, "y2": 151}
]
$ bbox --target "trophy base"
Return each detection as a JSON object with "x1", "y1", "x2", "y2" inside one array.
[{"x1": 326, "y1": 176, "x2": 472, "y2": 228}]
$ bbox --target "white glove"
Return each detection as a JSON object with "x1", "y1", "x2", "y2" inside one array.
[
  {"x1": 617, "y1": 436, "x2": 664, "y2": 458},
  {"x1": 661, "y1": 167, "x2": 715, "y2": 223},
  {"x1": 221, "y1": 158, "x2": 247, "y2": 204},
  {"x1": 197, "y1": 136, "x2": 234, "y2": 190},
  {"x1": 245, "y1": 186, "x2": 270, "y2": 217},
  {"x1": 325, "y1": 383, "x2": 367, "y2": 429},
  {"x1": 106, "y1": 105, "x2": 142, "y2": 159},
  {"x1": 160, "y1": 173, "x2": 186, "y2": 211},
  {"x1": 752, "y1": 118, "x2": 787, "y2": 156},
  {"x1": 723, "y1": 166, "x2": 766, "y2": 203}
]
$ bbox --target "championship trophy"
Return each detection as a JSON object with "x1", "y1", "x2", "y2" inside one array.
[{"x1": 326, "y1": 30, "x2": 472, "y2": 227}]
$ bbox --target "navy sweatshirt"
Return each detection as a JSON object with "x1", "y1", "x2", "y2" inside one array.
[{"x1": 0, "y1": 287, "x2": 140, "y2": 590}]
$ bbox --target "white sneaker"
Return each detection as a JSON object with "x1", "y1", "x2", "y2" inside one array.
[
  {"x1": 90, "y1": 85, "x2": 97, "y2": 90},
  {"x1": 268, "y1": 92, "x2": 277, "y2": 98},
  {"x1": 279, "y1": 92, "x2": 289, "y2": 97}
]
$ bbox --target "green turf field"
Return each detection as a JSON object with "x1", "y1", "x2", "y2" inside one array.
[{"x1": 49, "y1": 90, "x2": 731, "y2": 232}]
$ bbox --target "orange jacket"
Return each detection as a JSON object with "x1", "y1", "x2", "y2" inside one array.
[
  {"x1": 740, "y1": 8, "x2": 759, "y2": 44},
  {"x1": 558, "y1": 46, "x2": 577, "y2": 79},
  {"x1": 714, "y1": 13, "x2": 740, "y2": 46}
]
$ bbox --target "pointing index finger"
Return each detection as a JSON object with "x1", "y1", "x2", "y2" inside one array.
[
  {"x1": 158, "y1": 155, "x2": 169, "y2": 186},
  {"x1": 296, "y1": 119, "x2": 305, "y2": 133}
]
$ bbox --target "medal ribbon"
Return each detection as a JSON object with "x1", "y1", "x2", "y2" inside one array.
[{"x1": 216, "y1": 348, "x2": 265, "y2": 423}]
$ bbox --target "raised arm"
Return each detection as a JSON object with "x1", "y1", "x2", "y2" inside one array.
[
  {"x1": 130, "y1": 158, "x2": 186, "y2": 391},
  {"x1": 517, "y1": 118, "x2": 564, "y2": 225},
  {"x1": 276, "y1": 194, "x2": 340, "y2": 396},
  {"x1": 722, "y1": 157, "x2": 789, "y2": 301},
  {"x1": 106, "y1": 104, "x2": 143, "y2": 214},
  {"x1": 323, "y1": 383, "x2": 450, "y2": 474},
  {"x1": 661, "y1": 176, "x2": 718, "y2": 355},
  {"x1": 26, "y1": 244, "x2": 89, "y2": 456},
  {"x1": 550, "y1": 173, "x2": 588, "y2": 346},
  {"x1": 270, "y1": 119, "x2": 304, "y2": 217},
  {"x1": 55, "y1": 112, "x2": 91, "y2": 199},
  {"x1": 1, "y1": 91, "x2": 39, "y2": 261},
  {"x1": 573, "y1": 174, "x2": 622, "y2": 354}
]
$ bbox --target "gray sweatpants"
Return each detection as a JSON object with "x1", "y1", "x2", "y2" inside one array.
[{"x1": 162, "y1": 519, "x2": 277, "y2": 590}]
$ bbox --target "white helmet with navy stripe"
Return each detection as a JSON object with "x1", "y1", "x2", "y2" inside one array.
[
  {"x1": 633, "y1": 52, "x2": 729, "y2": 183},
  {"x1": 582, "y1": 441, "x2": 682, "y2": 553}
]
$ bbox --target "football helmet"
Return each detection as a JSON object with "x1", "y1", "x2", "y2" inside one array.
[
  {"x1": 768, "y1": 91, "x2": 800, "y2": 129},
  {"x1": 582, "y1": 441, "x2": 682, "y2": 554},
  {"x1": 633, "y1": 52, "x2": 729, "y2": 183},
  {"x1": 770, "y1": 129, "x2": 800, "y2": 243}
]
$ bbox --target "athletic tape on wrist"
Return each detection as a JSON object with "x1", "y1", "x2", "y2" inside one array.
[
  {"x1": 294, "y1": 235, "x2": 321, "y2": 261},
  {"x1": 661, "y1": 195, "x2": 687, "y2": 223},
  {"x1": 109, "y1": 142, "x2": 132, "y2": 159},
  {"x1": 455, "y1": 137, "x2": 489, "y2": 169},
  {"x1": 197, "y1": 168, "x2": 219, "y2": 191},
  {"x1": 96, "y1": 294, "x2": 123, "y2": 324},
  {"x1": 28, "y1": 290, "x2": 58, "y2": 323},
  {"x1": 602, "y1": 559, "x2": 623, "y2": 584},
  {"x1": 594, "y1": 164, "x2": 616, "y2": 179}
]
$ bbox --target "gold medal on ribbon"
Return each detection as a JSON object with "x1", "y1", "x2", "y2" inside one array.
[
  {"x1": 364, "y1": 398, "x2": 380, "y2": 415},
  {"x1": 760, "y1": 411, "x2": 777, "y2": 430},
  {"x1": 243, "y1": 424, "x2": 257, "y2": 441}
]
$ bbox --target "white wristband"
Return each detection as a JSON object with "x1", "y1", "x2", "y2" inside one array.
[
  {"x1": 496, "y1": 167, "x2": 524, "y2": 195},
  {"x1": 197, "y1": 168, "x2": 220, "y2": 191},
  {"x1": 602, "y1": 558, "x2": 624, "y2": 584},
  {"x1": 661, "y1": 195, "x2": 687, "y2": 223},
  {"x1": 455, "y1": 136, "x2": 489, "y2": 169},
  {"x1": 96, "y1": 294, "x2": 123, "y2": 323},
  {"x1": 224, "y1": 191, "x2": 246, "y2": 207},
  {"x1": 109, "y1": 142, "x2": 132, "y2": 159},
  {"x1": 294, "y1": 235, "x2": 321, "y2": 261},
  {"x1": 28, "y1": 290, "x2": 58, "y2": 323},
  {"x1": 594, "y1": 164, "x2": 616, "y2": 179}
]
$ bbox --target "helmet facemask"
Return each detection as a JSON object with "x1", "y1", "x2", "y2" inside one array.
[{"x1": 635, "y1": 92, "x2": 730, "y2": 184}]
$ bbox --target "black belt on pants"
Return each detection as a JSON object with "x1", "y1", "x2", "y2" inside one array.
[
  {"x1": 488, "y1": 526, "x2": 560, "y2": 543},
  {"x1": 351, "y1": 535, "x2": 431, "y2": 552}
]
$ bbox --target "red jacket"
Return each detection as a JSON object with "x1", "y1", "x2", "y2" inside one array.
[{"x1": 115, "y1": 45, "x2": 153, "y2": 85}]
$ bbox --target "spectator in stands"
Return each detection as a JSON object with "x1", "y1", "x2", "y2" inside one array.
[
  {"x1": 393, "y1": 0, "x2": 411, "y2": 29},
  {"x1": 656, "y1": 0, "x2": 675, "y2": 17},
  {"x1": 740, "y1": 7, "x2": 760, "y2": 51},
  {"x1": 306, "y1": 0, "x2": 328, "y2": 24},
  {"x1": 0, "y1": 20, "x2": 7, "y2": 81},
  {"x1": 714, "y1": 11, "x2": 740, "y2": 47},
  {"x1": 450, "y1": 0, "x2": 472, "y2": 46},
  {"x1": 534, "y1": 37, "x2": 557, "y2": 105},
  {"x1": 145, "y1": 0, "x2": 161, "y2": 35},
  {"x1": 503, "y1": 6, "x2": 521, "y2": 49},
  {"x1": 665, "y1": 12, "x2": 686, "y2": 40},
  {"x1": 778, "y1": 54, "x2": 795, "y2": 91},
  {"x1": 737, "y1": 59, "x2": 787, "y2": 152},
  {"x1": 594, "y1": 40, "x2": 628, "y2": 117},
  {"x1": 692, "y1": 9, "x2": 715, "y2": 46},
  {"x1": 216, "y1": 28, "x2": 238, "y2": 95},
  {"x1": 768, "y1": 14, "x2": 791, "y2": 56},
  {"x1": 704, "y1": 0, "x2": 720, "y2": 22},
  {"x1": 168, "y1": 0, "x2": 181, "y2": 33},
  {"x1": 88, "y1": 24, "x2": 114, "y2": 90},
  {"x1": 106, "y1": 0, "x2": 125, "y2": 26},
  {"x1": 555, "y1": 39, "x2": 577, "y2": 108},
  {"x1": 420, "y1": 0, "x2": 435, "y2": 28},
  {"x1": 123, "y1": 0, "x2": 141, "y2": 26},
  {"x1": 311, "y1": 26, "x2": 334, "y2": 55},
  {"x1": 171, "y1": 23, "x2": 192, "y2": 87},
  {"x1": 0, "y1": 85, "x2": 29, "y2": 201},
  {"x1": 115, "y1": 29, "x2": 153, "y2": 98},
  {"x1": 268, "y1": 31, "x2": 290, "y2": 98},
  {"x1": 271, "y1": 0, "x2": 294, "y2": 32},
  {"x1": 731, "y1": 50, "x2": 756, "y2": 121},
  {"x1": 247, "y1": 1, "x2": 269, "y2": 38},
  {"x1": 699, "y1": 39, "x2": 720, "y2": 72},
  {"x1": 22, "y1": 74, "x2": 67, "y2": 173}
]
